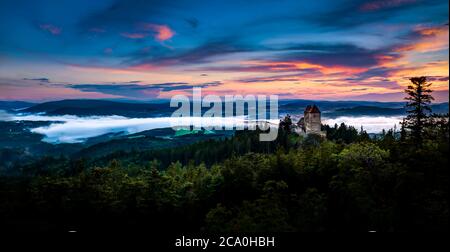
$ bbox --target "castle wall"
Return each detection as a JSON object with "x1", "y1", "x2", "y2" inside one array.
[
  {"x1": 304, "y1": 112, "x2": 321, "y2": 133},
  {"x1": 296, "y1": 105, "x2": 326, "y2": 138}
]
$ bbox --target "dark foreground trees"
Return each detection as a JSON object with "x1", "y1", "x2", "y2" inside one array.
[
  {"x1": 0, "y1": 77, "x2": 448, "y2": 232},
  {"x1": 0, "y1": 116, "x2": 448, "y2": 232}
]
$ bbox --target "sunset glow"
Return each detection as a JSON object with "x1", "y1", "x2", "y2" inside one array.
[{"x1": 0, "y1": 0, "x2": 448, "y2": 102}]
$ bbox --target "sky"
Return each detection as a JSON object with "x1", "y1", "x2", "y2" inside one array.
[{"x1": 0, "y1": 0, "x2": 448, "y2": 102}]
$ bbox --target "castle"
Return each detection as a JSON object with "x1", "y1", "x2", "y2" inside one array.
[{"x1": 294, "y1": 105, "x2": 326, "y2": 137}]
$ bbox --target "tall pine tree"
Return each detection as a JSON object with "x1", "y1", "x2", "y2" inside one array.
[{"x1": 403, "y1": 76, "x2": 434, "y2": 144}]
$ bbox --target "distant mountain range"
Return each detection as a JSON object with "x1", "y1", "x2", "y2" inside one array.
[
  {"x1": 329, "y1": 106, "x2": 404, "y2": 117},
  {"x1": 0, "y1": 98, "x2": 448, "y2": 170},
  {"x1": 0, "y1": 101, "x2": 35, "y2": 111},
  {"x1": 0, "y1": 119, "x2": 233, "y2": 170},
  {"x1": 0, "y1": 99, "x2": 448, "y2": 118},
  {"x1": 18, "y1": 99, "x2": 174, "y2": 117},
  {"x1": 279, "y1": 99, "x2": 448, "y2": 116}
]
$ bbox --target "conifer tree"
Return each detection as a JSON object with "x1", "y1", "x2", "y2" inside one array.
[{"x1": 403, "y1": 76, "x2": 434, "y2": 144}]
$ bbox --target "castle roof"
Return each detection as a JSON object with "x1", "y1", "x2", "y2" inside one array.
[{"x1": 305, "y1": 105, "x2": 321, "y2": 113}]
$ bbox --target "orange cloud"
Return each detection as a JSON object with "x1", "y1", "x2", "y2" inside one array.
[
  {"x1": 241, "y1": 60, "x2": 368, "y2": 75},
  {"x1": 392, "y1": 61, "x2": 449, "y2": 88},
  {"x1": 396, "y1": 25, "x2": 449, "y2": 53},
  {"x1": 417, "y1": 26, "x2": 448, "y2": 36},
  {"x1": 142, "y1": 23, "x2": 175, "y2": 41}
]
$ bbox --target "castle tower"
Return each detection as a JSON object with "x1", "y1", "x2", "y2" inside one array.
[
  {"x1": 294, "y1": 105, "x2": 326, "y2": 137},
  {"x1": 304, "y1": 105, "x2": 325, "y2": 136}
]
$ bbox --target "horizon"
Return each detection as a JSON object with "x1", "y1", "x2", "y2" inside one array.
[
  {"x1": 0, "y1": 0, "x2": 448, "y2": 103},
  {"x1": 0, "y1": 97, "x2": 449, "y2": 105}
]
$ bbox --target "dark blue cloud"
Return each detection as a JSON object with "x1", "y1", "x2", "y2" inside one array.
[
  {"x1": 77, "y1": 0, "x2": 179, "y2": 30},
  {"x1": 1, "y1": 0, "x2": 447, "y2": 68},
  {"x1": 126, "y1": 38, "x2": 251, "y2": 66},
  {"x1": 66, "y1": 81, "x2": 223, "y2": 98},
  {"x1": 276, "y1": 43, "x2": 400, "y2": 68},
  {"x1": 23, "y1": 78, "x2": 50, "y2": 83},
  {"x1": 184, "y1": 17, "x2": 199, "y2": 29},
  {"x1": 427, "y1": 76, "x2": 449, "y2": 82},
  {"x1": 0, "y1": 0, "x2": 448, "y2": 103},
  {"x1": 306, "y1": 0, "x2": 447, "y2": 29},
  {"x1": 183, "y1": 43, "x2": 401, "y2": 69}
]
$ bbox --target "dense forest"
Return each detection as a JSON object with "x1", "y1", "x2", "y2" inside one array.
[{"x1": 0, "y1": 77, "x2": 448, "y2": 232}]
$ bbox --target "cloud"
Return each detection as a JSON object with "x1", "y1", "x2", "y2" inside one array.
[
  {"x1": 1, "y1": 0, "x2": 448, "y2": 102},
  {"x1": 396, "y1": 24, "x2": 449, "y2": 53},
  {"x1": 66, "y1": 81, "x2": 223, "y2": 98},
  {"x1": 78, "y1": 0, "x2": 177, "y2": 30},
  {"x1": 39, "y1": 24, "x2": 61, "y2": 35},
  {"x1": 25, "y1": 115, "x2": 180, "y2": 143},
  {"x1": 104, "y1": 48, "x2": 113, "y2": 54},
  {"x1": 129, "y1": 41, "x2": 393, "y2": 71},
  {"x1": 141, "y1": 23, "x2": 175, "y2": 41},
  {"x1": 23, "y1": 78, "x2": 50, "y2": 83},
  {"x1": 67, "y1": 83, "x2": 162, "y2": 98},
  {"x1": 0, "y1": 110, "x2": 12, "y2": 121},
  {"x1": 119, "y1": 24, "x2": 174, "y2": 41},
  {"x1": 120, "y1": 32, "x2": 148, "y2": 39},
  {"x1": 195, "y1": 63, "x2": 304, "y2": 73},
  {"x1": 128, "y1": 38, "x2": 250, "y2": 66},
  {"x1": 77, "y1": 0, "x2": 177, "y2": 42},
  {"x1": 336, "y1": 78, "x2": 403, "y2": 89},
  {"x1": 277, "y1": 43, "x2": 400, "y2": 68},
  {"x1": 240, "y1": 77, "x2": 299, "y2": 83},
  {"x1": 184, "y1": 17, "x2": 199, "y2": 28},
  {"x1": 350, "y1": 90, "x2": 449, "y2": 102},
  {"x1": 236, "y1": 71, "x2": 320, "y2": 83},
  {"x1": 0, "y1": 78, "x2": 119, "y2": 101},
  {"x1": 360, "y1": 0, "x2": 417, "y2": 11},
  {"x1": 7, "y1": 114, "x2": 256, "y2": 143},
  {"x1": 5, "y1": 112, "x2": 405, "y2": 144},
  {"x1": 427, "y1": 76, "x2": 449, "y2": 82},
  {"x1": 89, "y1": 27, "x2": 106, "y2": 33},
  {"x1": 307, "y1": 0, "x2": 443, "y2": 29},
  {"x1": 349, "y1": 67, "x2": 394, "y2": 80},
  {"x1": 323, "y1": 116, "x2": 403, "y2": 133},
  {"x1": 8, "y1": 112, "x2": 405, "y2": 144},
  {"x1": 183, "y1": 42, "x2": 401, "y2": 72}
]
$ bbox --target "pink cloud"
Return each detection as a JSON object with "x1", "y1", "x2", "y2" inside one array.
[
  {"x1": 349, "y1": 90, "x2": 449, "y2": 102},
  {"x1": 120, "y1": 32, "x2": 148, "y2": 39},
  {"x1": 141, "y1": 23, "x2": 175, "y2": 41},
  {"x1": 360, "y1": 0, "x2": 416, "y2": 11},
  {"x1": 89, "y1": 27, "x2": 106, "y2": 33},
  {"x1": 39, "y1": 24, "x2": 61, "y2": 35},
  {"x1": 104, "y1": 48, "x2": 113, "y2": 54},
  {"x1": 128, "y1": 63, "x2": 160, "y2": 71}
]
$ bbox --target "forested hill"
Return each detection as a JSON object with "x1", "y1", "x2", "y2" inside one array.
[
  {"x1": 21, "y1": 99, "x2": 174, "y2": 117},
  {"x1": 1, "y1": 115, "x2": 448, "y2": 232},
  {"x1": 7, "y1": 99, "x2": 448, "y2": 117},
  {"x1": 0, "y1": 101, "x2": 35, "y2": 111}
]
